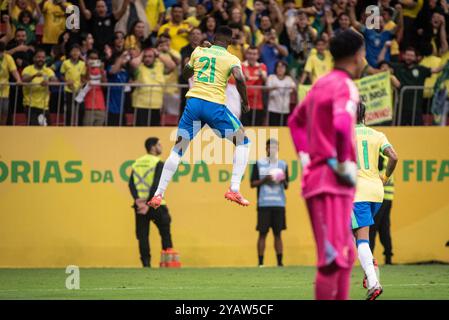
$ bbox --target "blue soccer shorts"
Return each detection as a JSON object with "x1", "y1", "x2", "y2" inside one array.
[
  {"x1": 177, "y1": 97, "x2": 243, "y2": 141},
  {"x1": 351, "y1": 201, "x2": 382, "y2": 229}
]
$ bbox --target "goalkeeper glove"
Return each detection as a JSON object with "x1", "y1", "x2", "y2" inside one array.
[
  {"x1": 327, "y1": 158, "x2": 357, "y2": 187},
  {"x1": 299, "y1": 151, "x2": 311, "y2": 170}
]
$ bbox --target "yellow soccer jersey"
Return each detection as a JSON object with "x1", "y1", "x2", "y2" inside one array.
[
  {"x1": 355, "y1": 125, "x2": 392, "y2": 203},
  {"x1": 157, "y1": 21, "x2": 190, "y2": 52},
  {"x1": 145, "y1": 0, "x2": 165, "y2": 31},
  {"x1": 60, "y1": 59, "x2": 86, "y2": 93},
  {"x1": 43, "y1": 1, "x2": 72, "y2": 45},
  {"x1": 22, "y1": 65, "x2": 55, "y2": 110},
  {"x1": 304, "y1": 50, "x2": 333, "y2": 84},
  {"x1": 186, "y1": 45, "x2": 241, "y2": 105},
  {"x1": 161, "y1": 49, "x2": 181, "y2": 95},
  {"x1": 420, "y1": 55, "x2": 441, "y2": 98},
  {"x1": 0, "y1": 54, "x2": 17, "y2": 98},
  {"x1": 132, "y1": 61, "x2": 165, "y2": 109}
]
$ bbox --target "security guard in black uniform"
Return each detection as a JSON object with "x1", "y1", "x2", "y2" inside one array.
[
  {"x1": 369, "y1": 154, "x2": 394, "y2": 265},
  {"x1": 128, "y1": 137, "x2": 173, "y2": 267}
]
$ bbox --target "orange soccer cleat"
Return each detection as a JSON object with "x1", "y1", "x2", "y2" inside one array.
[
  {"x1": 148, "y1": 195, "x2": 163, "y2": 209},
  {"x1": 366, "y1": 283, "x2": 383, "y2": 300},
  {"x1": 224, "y1": 189, "x2": 250, "y2": 207}
]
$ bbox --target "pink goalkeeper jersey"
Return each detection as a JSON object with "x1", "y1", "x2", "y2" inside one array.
[{"x1": 288, "y1": 69, "x2": 359, "y2": 199}]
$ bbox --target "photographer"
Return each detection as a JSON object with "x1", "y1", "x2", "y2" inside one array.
[{"x1": 80, "y1": 49, "x2": 107, "y2": 126}]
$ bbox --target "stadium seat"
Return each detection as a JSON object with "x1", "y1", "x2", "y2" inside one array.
[
  {"x1": 126, "y1": 113, "x2": 134, "y2": 126},
  {"x1": 161, "y1": 113, "x2": 179, "y2": 126},
  {"x1": 12, "y1": 113, "x2": 27, "y2": 126},
  {"x1": 49, "y1": 113, "x2": 65, "y2": 126}
]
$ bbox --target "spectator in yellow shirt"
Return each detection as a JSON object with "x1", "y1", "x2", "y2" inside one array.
[
  {"x1": 145, "y1": 0, "x2": 166, "y2": 35},
  {"x1": 400, "y1": 0, "x2": 423, "y2": 50},
  {"x1": 227, "y1": 23, "x2": 249, "y2": 62},
  {"x1": 382, "y1": 7, "x2": 401, "y2": 62},
  {"x1": 419, "y1": 42, "x2": 443, "y2": 125},
  {"x1": 185, "y1": 3, "x2": 207, "y2": 29},
  {"x1": 0, "y1": 42, "x2": 21, "y2": 125},
  {"x1": 229, "y1": 6, "x2": 251, "y2": 45},
  {"x1": 60, "y1": 44, "x2": 87, "y2": 126},
  {"x1": 9, "y1": 0, "x2": 41, "y2": 21},
  {"x1": 124, "y1": 21, "x2": 152, "y2": 51},
  {"x1": 158, "y1": 4, "x2": 191, "y2": 52},
  {"x1": 157, "y1": 35, "x2": 182, "y2": 118},
  {"x1": 130, "y1": 48, "x2": 176, "y2": 126},
  {"x1": 22, "y1": 49, "x2": 58, "y2": 126},
  {"x1": 300, "y1": 37, "x2": 333, "y2": 84},
  {"x1": 42, "y1": 0, "x2": 73, "y2": 52}
]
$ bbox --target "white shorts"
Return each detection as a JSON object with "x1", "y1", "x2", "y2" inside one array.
[
  {"x1": 163, "y1": 93, "x2": 181, "y2": 116},
  {"x1": 225, "y1": 84, "x2": 241, "y2": 119}
]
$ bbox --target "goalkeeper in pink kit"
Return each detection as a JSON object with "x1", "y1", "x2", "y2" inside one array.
[{"x1": 288, "y1": 30, "x2": 366, "y2": 300}]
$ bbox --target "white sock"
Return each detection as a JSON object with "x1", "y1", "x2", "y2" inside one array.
[
  {"x1": 155, "y1": 150, "x2": 181, "y2": 197},
  {"x1": 230, "y1": 143, "x2": 250, "y2": 192},
  {"x1": 358, "y1": 242, "x2": 378, "y2": 289}
]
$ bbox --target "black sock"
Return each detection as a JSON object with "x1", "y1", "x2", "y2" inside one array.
[
  {"x1": 277, "y1": 254, "x2": 283, "y2": 266},
  {"x1": 258, "y1": 255, "x2": 264, "y2": 266}
]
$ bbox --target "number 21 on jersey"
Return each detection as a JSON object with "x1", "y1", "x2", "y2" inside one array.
[{"x1": 197, "y1": 56, "x2": 216, "y2": 83}]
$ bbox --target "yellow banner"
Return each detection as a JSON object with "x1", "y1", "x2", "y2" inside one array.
[
  {"x1": 0, "y1": 127, "x2": 448, "y2": 267},
  {"x1": 298, "y1": 72, "x2": 393, "y2": 125}
]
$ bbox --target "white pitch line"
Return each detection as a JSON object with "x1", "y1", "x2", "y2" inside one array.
[
  {"x1": 382, "y1": 283, "x2": 449, "y2": 287},
  {"x1": 0, "y1": 283, "x2": 448, "y2": 294}
]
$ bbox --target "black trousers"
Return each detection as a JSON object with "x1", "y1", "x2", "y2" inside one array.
[
  {"x1": 26, "y1": 107, "x2": 50, "y2": 126},
  {"x1": 267, "y1": 112, "x2": 289, "y2": 126},
  {"x1": 107, "y1": 112, "x2": 127, "y2": 126},
  {"x1": 134, "y1": 108, "x2": 161, "y2": 126},
  {"x1": 65, "y1": 92, "x2": 84, "y2": 126},
  {"x1": 241, "y1": 109, "x2": 265, "y2": 126},
  {"x1": 369, "y1": 200, "x2": 393, "y2": 261},
  {"x1": 135, "y1": 205, "x2": 173, "y2": 266}
]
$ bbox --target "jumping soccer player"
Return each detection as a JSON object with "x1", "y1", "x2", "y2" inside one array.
[
  {"x1": 288, "y1": 30, "x2": 365, "y2": 300},
  {"x1": 353, "y1": 103, "x2": 398, "y2": 300},
  {"x1": 148, "y1": 26, "x2": 251, "y2": 208}
]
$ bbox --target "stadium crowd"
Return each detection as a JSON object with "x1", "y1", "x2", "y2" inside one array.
[{"x1": 0, "y1": 0, "x2": 448, "y2": 126}]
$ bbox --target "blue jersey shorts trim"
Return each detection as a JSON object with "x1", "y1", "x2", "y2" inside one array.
[
  {"x1": 351, "y1": 201, "x2": 382, "y2": 229},
  {"x1": 177, "y1": 97, "x2": 242, "y2": 140}
]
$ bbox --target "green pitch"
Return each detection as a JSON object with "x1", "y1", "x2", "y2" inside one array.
[{"x1": 0, "y1": 265, "x2": 448, "y2": 300}]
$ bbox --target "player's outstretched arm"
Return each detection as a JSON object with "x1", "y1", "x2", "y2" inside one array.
[
  {"x1": 182, "y1": 64, "x2": 194, "y2": 81},
  {"x1": 232, "y1": 66, "x2": 250, "y2": 114},
  {"x1": 382, "y1": 146, "x2": 398, "y2": 181}
]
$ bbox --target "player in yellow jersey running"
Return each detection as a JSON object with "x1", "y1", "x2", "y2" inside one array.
[
  {"x1": 353, "y1": 103, "x2": 398, "y2": 300},
  {"x1": 148, "y1": 26, "x2": 251, "y2": 208}
]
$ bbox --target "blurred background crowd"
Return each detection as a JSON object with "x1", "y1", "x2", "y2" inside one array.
[{"x1": 0, "y1": 0, "x2": 448, "y2": 127}]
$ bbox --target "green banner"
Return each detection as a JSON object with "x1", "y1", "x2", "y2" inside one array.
[{"x1": 298, "y1": 71, "x2": 393, "y2": 125}]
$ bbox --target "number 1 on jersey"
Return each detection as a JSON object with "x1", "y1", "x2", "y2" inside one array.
[
  {"x1": 357, "y1": 140, "x2": 370, "y2": 170},
  {"x1": 197, "y1": 57, "x2": 216, "y2": 83}
]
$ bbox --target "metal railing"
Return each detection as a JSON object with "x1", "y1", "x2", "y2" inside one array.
[
  {"x1": 2, "y1": 82, "x2": 446, "y2": 127},
  {"x1": 0, "y1": 82, "x2": 296, "y2": 127},
  {"x1": 394, "y1": 85, "x2": 449, "y2": 126}
]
